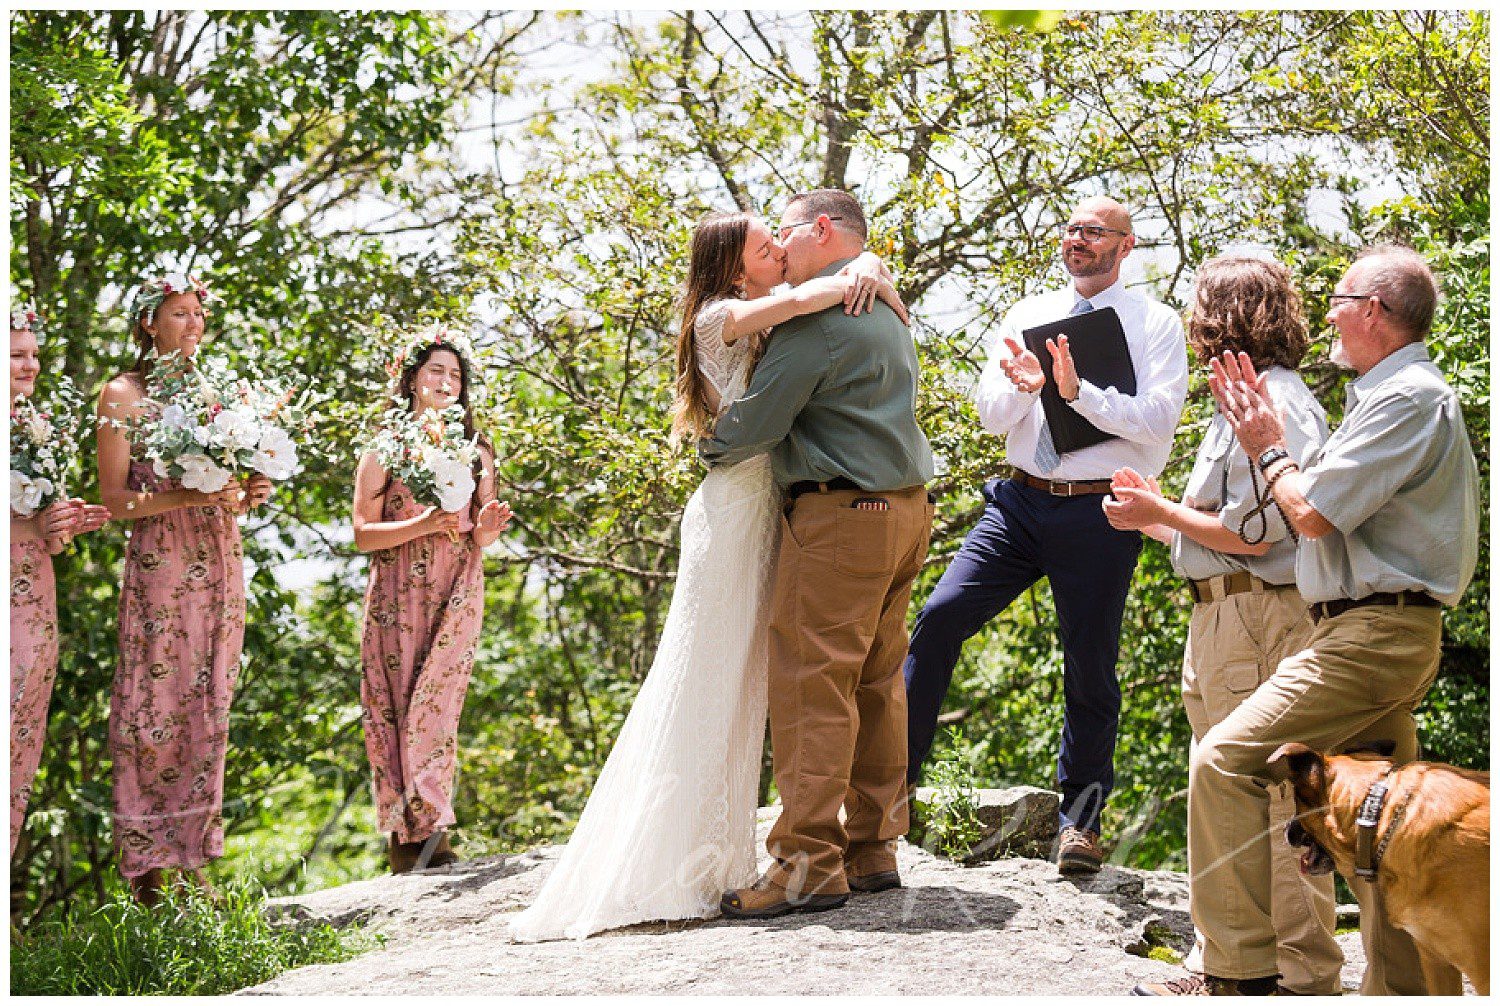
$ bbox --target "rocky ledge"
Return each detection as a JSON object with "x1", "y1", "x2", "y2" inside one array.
[{"x1": 246, "y1": 793, "x2": 1377, "y2": 995}]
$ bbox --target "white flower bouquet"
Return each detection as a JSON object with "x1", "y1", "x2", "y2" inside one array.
[
  {"x1": 371, "y1": 403, "x2": 480, "y2": 542},
  {"x1": 10, "y1": 376, "x2": 88, "y2": 518},
  {"x1": 113, "y1": 352, "x2": 311, "y2": 500}
]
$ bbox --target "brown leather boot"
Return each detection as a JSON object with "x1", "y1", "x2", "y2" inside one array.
[
  {"x1": 389, "y1": 833, "x2": 419, "y2": 874},
  {"x1": 1057, "y1": 826, "x2": 1105, "y2": 875},
  {"x1": 720, "y1": 871, "x2": 848, "y2": 919},
  {"x1": 129, "y1": 867, "x2": 165, "y2": 907},
  {"x1": 423, "y1": 830, "x2": 459, "y2": 869},
  {"x1": 1132, "y1": 972, "x2": 1280, "y2": 995}
]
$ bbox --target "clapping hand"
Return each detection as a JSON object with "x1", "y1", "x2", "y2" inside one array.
[
  {"x1": 1044, "y1": 335, "x2": 1080, "y2": 402},
  {"x1": 1102, "y1": 466, "x2": 1165, "y2": 531},
  {"x1": 1000, "y1": 337, "x2": 1046, "y2": 394},
  {"x1": 476, "y1": 499, "x2": 512, "y2": 537},
  {"x1": 1208, "y1": 351, "x2": 1284, "y2": 458}
]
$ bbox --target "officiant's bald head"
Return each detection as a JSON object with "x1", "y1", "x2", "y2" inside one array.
[{"x1": 1062, "y1": 196, "x2": 1136, "y2": 289}]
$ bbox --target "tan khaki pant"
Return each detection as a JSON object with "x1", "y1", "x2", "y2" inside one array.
[
  {"x1": 1180, "y1": 584, "x2": 1341, "y2": 995},
  {"x1": 764, "y1": 485, "x2": 933, "y2": 895},
  {"x1": 1189, "y1": 601, "x2": 1451, "y2": 994}
]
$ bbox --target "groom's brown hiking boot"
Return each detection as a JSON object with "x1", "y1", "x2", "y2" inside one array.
[
  {"x1": 845, "y1": 842, "x2": 902, "y2": 893},
  {"x1": 720, "y1": 871, "x2": 849, "y2": 919}
]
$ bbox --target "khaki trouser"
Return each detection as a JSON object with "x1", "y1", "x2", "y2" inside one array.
[
  {"x1": 1189, "y1": 601, "x2": 1451, "y2": 995},
  {"x1": 764, "y1": 485, "x2": 934, "y2": 896},
  {"x1": 1180, "y1": 583, "x2": 1341, "y2": 995}
]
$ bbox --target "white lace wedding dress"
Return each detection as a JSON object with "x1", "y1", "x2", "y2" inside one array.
[{"x1": 508, "y1": 299, "x2": 778, "y2": 942}]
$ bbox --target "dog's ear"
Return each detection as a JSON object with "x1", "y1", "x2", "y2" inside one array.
[
  {"x1": 1267, "y1": 742, "x2": 1324, "y2": 788},
  {"x1": 1340, "y1": 739, "x2": 1397, "y2": 758}
]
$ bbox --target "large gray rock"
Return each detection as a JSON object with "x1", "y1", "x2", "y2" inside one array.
[
  {"x1": 913, "y1": 785, "x2": 1061, "y2": 862},
  {"x1": 246, "y1": 807, "x2": 1195, "y2": 995}
]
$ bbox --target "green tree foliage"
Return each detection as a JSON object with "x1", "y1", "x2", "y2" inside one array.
[{"x1": 10, "y1": 11, "x2": 1487, "y2": 927}]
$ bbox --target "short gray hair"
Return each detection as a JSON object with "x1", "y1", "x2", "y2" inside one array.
[
  {"x1": 785, "y1": 188, "x2": 868, "y2": 241},
  {"x1": 1355, "y1": 244, "x2": 1439, "y2": 339}
]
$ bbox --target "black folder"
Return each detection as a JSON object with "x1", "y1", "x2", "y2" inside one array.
[{"x1": 1020, "y1": 306, "x2": 1137, "y2": 457}]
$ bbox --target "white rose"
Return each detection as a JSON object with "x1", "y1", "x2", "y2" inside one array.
[
  {"x1": 250, "y1": 426, "x2": 298, "y2": 481},
  {"x1": 178, "y1": 454, "x2": 232, "y2": 494},
  {"x1": 10, "y1": 309, "x2": 30, "y2": 331},
  {"x1": 193, "y1": 425, "x2": 212, "y2": 447},
  {"x1": 153, "y1": 458, "x2": 170, "y2": 478},
  {"x1": 26, "y1": 414, "x2": 50, "y2": 444},
  {"x1": 431, "y1": 457, "x2": 475, "y2": 513},
  {"x1": 11, "y1": 470, "x2": 39, "y2": 517},
  {"x1": 163, "y1": 272, "x2": 191, "y2": 293},
  {"x1": 212, "y1": 409, "x2": 260, "y2": 452},
  {"x1": 160, "y1": 403, "x2": 190, "y2": 429}
]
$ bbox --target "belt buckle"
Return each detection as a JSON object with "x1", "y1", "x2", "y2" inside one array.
[{"x1": 1052, "y1": 479, "x2": 1072, "y2": 497}]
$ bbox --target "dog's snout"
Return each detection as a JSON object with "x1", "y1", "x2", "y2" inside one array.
[{"x1": 1285, "y1": 817, "x2": 1309, "y2": 847}]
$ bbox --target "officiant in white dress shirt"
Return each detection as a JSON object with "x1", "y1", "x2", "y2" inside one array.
[{"x1": 901, "y1": 196, "x2": 1188, "y2": 873}]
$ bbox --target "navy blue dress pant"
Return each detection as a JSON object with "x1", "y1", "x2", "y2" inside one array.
[{"x1": 902, "y1": 477, "x2": 1142, "y2": 834}]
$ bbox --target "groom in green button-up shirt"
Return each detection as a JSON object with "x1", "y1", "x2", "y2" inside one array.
[{"x1": 700, "y1": 190, "x2": 936, "y2": 919}]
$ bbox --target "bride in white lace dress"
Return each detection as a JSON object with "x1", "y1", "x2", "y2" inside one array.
[{"x1": 508, "y1": 212, "x2": 905, "y2": 943}]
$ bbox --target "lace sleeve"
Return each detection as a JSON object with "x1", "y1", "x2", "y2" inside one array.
[{"x1": 692, "y1": 300, "x2": 736, "y2": 398}]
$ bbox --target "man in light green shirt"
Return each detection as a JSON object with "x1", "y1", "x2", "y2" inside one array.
[
  {"x1": 1145, "y1": 245, "x2": 1480, "y2": 996},
  {"x1": 703, "y1": 190, "x2": 935, "y2": 921}
]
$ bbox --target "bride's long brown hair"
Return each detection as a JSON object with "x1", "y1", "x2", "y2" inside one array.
[{"x1": 670, "y1": 211, "x2": 752, "y2": 444}]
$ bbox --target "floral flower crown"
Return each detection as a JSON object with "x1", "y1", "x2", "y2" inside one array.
[
  {"x1": 130, "y1": 272, "x2": 215, "y2": 325},
  {"x1": 10, "y1": 302, "x2": 41, "y2": 336},
  {"x1": 384, "y1": 325, "x2": 479, "y2": 383}
]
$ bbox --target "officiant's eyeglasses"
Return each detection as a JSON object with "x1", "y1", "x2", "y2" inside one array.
[
  {"x1": 1061, "y1": 224, "x2": 1129, "y2": 242},
  {"x1": 777, "y1": 216, "x2": 844, "y2": 241}
]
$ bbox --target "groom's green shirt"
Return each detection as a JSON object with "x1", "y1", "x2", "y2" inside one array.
[{"x1": 698, "y1": 257, "x2": 935, "y2": 491}]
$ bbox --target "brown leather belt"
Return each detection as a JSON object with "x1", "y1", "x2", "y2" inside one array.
[
  {"x1": 1310, "y1": 591, "x2": 1441, "y2": 624},
  {"x1": 1009, "y1": 469, "x2": 1112, "y2": 497},
  {"x1": 1187, "y1": 571, "x2": 1288, "y2": 604}
]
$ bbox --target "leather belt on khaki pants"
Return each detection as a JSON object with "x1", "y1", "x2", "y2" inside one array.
[
  {"x1": 1310, "y1": 591, "x2": 1441, "y2": 625},
  {"x1": 1187, "y1": 571, "x2": 1281, "y2": 604},
  {"x1": 1009, "y1": 468, "x2": 1113, "y2": 497}
]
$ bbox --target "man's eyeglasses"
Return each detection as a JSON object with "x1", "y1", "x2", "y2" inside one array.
[
  {"x1": 777, "y1": 215, "x2": 844, "y2": 241},
  {"x1": 1061, "y1": 223, "x2": 1129, "y2": 242},
  {"x1": 1328, "y1": 292, "x2": 1384, "y2": 309}
]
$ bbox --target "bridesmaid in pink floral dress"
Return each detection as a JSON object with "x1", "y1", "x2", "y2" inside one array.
[
  {"x1": 9, "y1": 311, "x2": 109, "y2": 854},
  {"x1": 95, "y1": 278, "x2": 273, "y2": 904},
  {"x1": 353, "y1": 333, "x2": 510, "y2": 873}
]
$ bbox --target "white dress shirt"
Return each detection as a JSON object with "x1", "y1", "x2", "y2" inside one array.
[{"x1": 974, "y1": 278, "x2": 1188, "y2": 481}]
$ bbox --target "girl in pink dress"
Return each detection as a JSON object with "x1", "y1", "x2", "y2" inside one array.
[
  {"x1": 10, "y1": 311, "x2": 110, "y2": 854},
  {"x1": 95, "y1": 277, "x2": 273, "y2": 904},
  {"x1": 353, "y1": 333, "x2": 510, "y2": 873}
]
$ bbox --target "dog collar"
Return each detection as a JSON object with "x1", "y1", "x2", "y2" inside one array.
[{"x1": 1355, "y1": 766, "x2": 1410, "y2": 879}]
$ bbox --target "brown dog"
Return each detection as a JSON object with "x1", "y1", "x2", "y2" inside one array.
[{"x1": 1268, "y1": 741, "x2": 1489, "y2": 994}]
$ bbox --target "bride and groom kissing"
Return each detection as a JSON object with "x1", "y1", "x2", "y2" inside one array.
[{"x1": 510, "y1": 189, "x2": 935, "y2": 941}]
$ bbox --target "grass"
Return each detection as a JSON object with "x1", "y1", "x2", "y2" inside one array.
[
  {"x1": 910, "y1": 728, "x2": 987, "y2": 860},
  {"x1": 11, "y1": 880, "x2": 380, "y2": 995}
]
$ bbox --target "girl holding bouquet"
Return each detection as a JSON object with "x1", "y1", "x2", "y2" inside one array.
[
  {"x1": 10, "y1": 307, "x2": 110, "y2": 854},
  {"x1": 95, "y1": 275, "x2": 270, "y2": 904},
  {"x1": 353, "y1": 330, "x2": 510, "y2": 873}
]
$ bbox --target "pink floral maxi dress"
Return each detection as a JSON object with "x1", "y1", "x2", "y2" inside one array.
[
  {"x1": 11, "y1": 538, "x2": 59, "y2": 853},
  {"x1": 360, "y1": 479, "x2": 484, "y2": 843},
  {"x1": 109, "y1": 461, "x2": 246, "y2": 877}
]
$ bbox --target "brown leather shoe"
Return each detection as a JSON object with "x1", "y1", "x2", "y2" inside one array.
[
  {"x1": 1057, "y1": 825, "x2": 1104, "y2": 875},
  {"x1": 1131, "y1": 972, "x2": 1280, "y2": 995},
  {"x1": 720, "y1": 872, "x2": 849, "y2": 919}
]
